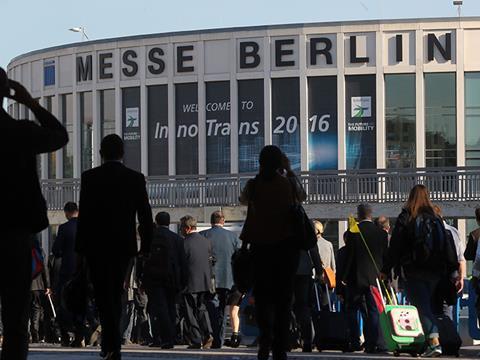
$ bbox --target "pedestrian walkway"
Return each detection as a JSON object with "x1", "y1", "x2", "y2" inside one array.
[{"x1": 29, "y1": 345, "x2": 479, "y2": 359}]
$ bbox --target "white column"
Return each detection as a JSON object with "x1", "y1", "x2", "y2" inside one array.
[
  {"x1": 230, "y1": 37, "x2": 239, "y2": 174},
  {"x1": 55, "y1": 93, "x2": 63, "y2": 178},
  {"x1": 114, "y1": 48, "x2": 122, "y2": 137},
  {"x1": 376, "y1": 30, "x2": 386, "y2": 169},
  {"x1": 299, "y1": 34, "x2": 309, "y2": 172},
  {"x1": 54, "y1": 56, "x2": 63, "y2": 178},
  {"x1": 198, "y1": 41, "x2": 206, "y2": 175},
  {"x1": 40, "y1": 96, "x2": 48, "y2": 180},
  {"x1": 91, "y1": 54, "x2": 100, "y2": 168},
  {"x1": 140, "y1": 46, "x2": 148, "y2": 175},
  {"x1": 167, "y1": 43, "x2": 176, "y2": 176},
  {"x1": 456, "y1": 28, "x2": 465, "y2": 167},
  {"x1": 415, "y1": 29, "x2": 425, "y2": 168},
  {"x1": 93, "y1": 90, "x2": 101, "y2": 167},
  {"x1": 337, "y1": 32, "x2": 346, "y2": 170},
  {"x1": 338, "y1": 220, "x2": 347, "y2": 248},
  {"x1": 263, "y1": 36, "x2": 272, "y2": 145}
]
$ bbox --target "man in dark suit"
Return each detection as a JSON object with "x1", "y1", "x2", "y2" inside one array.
[
  {"x1": 76, "y1": 134, "x2": 153, "y2": 360},
  {"x1": 142, "y1": 211, "x2": 186, "y2": 349},
  {"x1": 52, "y1": 202, "x2": 79, "y2": 346},
  {"x1": 0, "y1": 67, "x2": 68, "y2": 360},
  {"x1": 180, "y1": 215, "x2": 214, "y2": 349},
  {"x1": 343, "y1": 203, "x2": 388, "y2": 354},
  {"x1": 200, "y1": 211, "x2": 240, "y2": 348}
]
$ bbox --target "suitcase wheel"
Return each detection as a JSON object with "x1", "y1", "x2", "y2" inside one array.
[
  {"x1": 394, "y1": 351, "x2": 400, "y2": 357},
  {"x1": 410, "y1": 352, "x2": 420, "y2": 358}
]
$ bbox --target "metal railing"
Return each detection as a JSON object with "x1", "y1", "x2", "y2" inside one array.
[{"x1": 41, "y1": 166, "x2": 480, "y2": 211}]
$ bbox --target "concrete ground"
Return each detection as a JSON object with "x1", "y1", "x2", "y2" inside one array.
[{"x1": 28, "y1": 344, "x2": 480, "y2": 359}]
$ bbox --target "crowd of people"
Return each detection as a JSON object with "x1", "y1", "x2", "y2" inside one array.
[{"x1": 1, "y1": 66, "x2": 480, "y2": 360}]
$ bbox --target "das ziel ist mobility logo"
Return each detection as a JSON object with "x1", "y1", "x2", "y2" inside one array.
[{"x1": 351, "y1": 96, "x2": 372, "y2": 118}]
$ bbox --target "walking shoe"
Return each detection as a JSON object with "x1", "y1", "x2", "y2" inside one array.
[
  {"x1": 421, "y1": 345, "x2": 442, "y2": 358},
  {"x1": 230, "y1": 333, "x2": 241, "y2": 348},
  {"x1": 187, "y1": 343, "x2": 202, "y2": 349},
  {"x1": 203, "y1": 335, "x2": 214, "y2": 349}
]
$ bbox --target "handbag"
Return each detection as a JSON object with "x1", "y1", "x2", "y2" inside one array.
[
  {"x1": 233, "y1": 179, "x2": 256, "y2": 293},
  {"x1": 288, "y1": 176, "x2": 317, "y2": 251},
  {"x1": 323, "y1": 267, "x2": 336, "y2": 289},
  {"x1": 231, "y1": 244, "x2": 254, "y2": 293}
]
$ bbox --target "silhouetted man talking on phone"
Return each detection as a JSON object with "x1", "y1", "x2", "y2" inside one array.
[{"x1": 0, "y1": 67, "x2": 68, "y2": 360}]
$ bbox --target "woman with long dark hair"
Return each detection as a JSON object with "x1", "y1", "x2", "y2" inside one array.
[
  {"x1": 382, "y1": 184, "x2": 456, "y2": 357},
  {"x1": 240, "y1": 145, "x2": 305, "y2": 360}
]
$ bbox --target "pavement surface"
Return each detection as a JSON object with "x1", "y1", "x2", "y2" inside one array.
[{"x1": 27, "y1": 345, "x2": 480, "y2": 359}]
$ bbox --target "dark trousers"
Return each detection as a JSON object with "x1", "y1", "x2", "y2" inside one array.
[
  {"x1": 346, "y1": 289, "x2": 380, "y2": 351},
  {"x1": 406, "y1": 275, "x2": 440, "y2": 339},
  {"x1": 87, "y1": 255, "x2": 130, "y2": 354},
  {"x1": 207, "y1": 288, "x2": 229, "y2": 348},
  {"x1": 0, "y1": 230, "x2": 33, "y2": 360},
  {"x1": 30, "y1": 291, "x2": 45, "y2": 342},
  {"x1": 147, "y1": 286, "x2": 176, "y2": 345},
  {"x1": 183, "y1": 292, "x2": 212, "y2": 346},
  {"x1": 252, "y1": 242, "x2": 299, "y2": 358},
  {"x1": 293, "y1": 275, "x2": 313, "y2": 347}
]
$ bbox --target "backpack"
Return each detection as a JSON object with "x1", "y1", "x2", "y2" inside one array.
[
  {"x1": 412, "y1": 213, "x2": 458, "y2": 272},
  {"x1": 143, "y1": 231, "x2": 176, "y2": 288}
]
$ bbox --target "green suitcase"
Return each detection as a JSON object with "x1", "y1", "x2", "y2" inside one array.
[{"x1": 380, "y1": 303, "x2": 425, "y2": 356}]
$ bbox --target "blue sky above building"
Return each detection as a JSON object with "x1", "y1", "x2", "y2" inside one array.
[{"x1": 1, "y1": 0, "x2": 479, "y2": 69}]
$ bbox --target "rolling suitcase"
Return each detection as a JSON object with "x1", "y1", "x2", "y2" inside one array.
[
  {"x1": 437, "y1": 315, "x2": 461, "y2": 357},
  {"x1": 375, "y1": 280, "x2": 425, "y2": 357},
  {"x1": 313, "y1": 282, "x2": 349, "y2": 351}
]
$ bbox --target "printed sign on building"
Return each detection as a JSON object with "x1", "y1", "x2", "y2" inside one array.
[
  {"x1": 206, "y1": 81, "x2": 230, "y2": 174},
  {"x1": 122, "y1": 87, "x2": 141, "y2": 171},
  {"x1": 346, "y1": 75, "x2": 376, "y2": 169},
  {"x1": 238, "y1": 79, "x2": 264, "y2": 173},
  {"x1": 175, "y1": 83, "x2": 198, "y2": 175},
  {"x1": 148, "y1": 85, "x2": 168, "y2": 176},
  {"x1": 308, "y1": 76, "x2": 338, "y2": 170},
  {"x1": 272, "y1": 78, "x2": 301, "y2": 171}
]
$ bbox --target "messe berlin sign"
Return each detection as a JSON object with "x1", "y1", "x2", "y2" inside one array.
[{"x1": 75, "y1": 31, "x2": 455, "y2": 82}]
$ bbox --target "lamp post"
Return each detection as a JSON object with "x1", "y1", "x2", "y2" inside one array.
[
  {"x1": 453, "y1": 0, "x2": 463, "y2": 18},
  {"x1": 69, "y1": 26, "x2": 89, "y2": 41}
]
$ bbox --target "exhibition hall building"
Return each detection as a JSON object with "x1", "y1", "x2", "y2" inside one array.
[{"x1": 7, "y1": 17, "x2": 480, "y2": 247}]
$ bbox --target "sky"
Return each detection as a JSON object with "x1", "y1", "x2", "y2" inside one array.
[{"x1": 1, "y1": 0, "x2": 480, "y2": 69}]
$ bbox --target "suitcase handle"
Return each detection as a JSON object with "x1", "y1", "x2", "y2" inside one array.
[{"x1": 314, "y1": 282, "x2": 333, "y2": 312}]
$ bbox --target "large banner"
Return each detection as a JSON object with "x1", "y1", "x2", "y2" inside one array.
[
  {"x1": 122, "y1": 87, "x2": 141, "y2": 172},
  {"x1": 238, "y1": 79, "x2": 264, "y2": 173},
  {"x1": 206, "y1": 81, "x2": 230, "y2": 174},
  {"x1": 308, "y1": 76, "x2": 338, "y2": 170},
  {"x1": 271, "y1": 78, "x2": 300, "y2": 171},
  {"x1": 175, "y1": 83, "x2": 198, "y2": 175},
  {"x1": 345, "y1": 75, "x2": 376, "y2": 169},
  {"x1": 148, "y1": 85, "x2": 168, "y2": 176}
]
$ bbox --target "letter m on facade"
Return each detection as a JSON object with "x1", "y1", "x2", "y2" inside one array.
[{"x1": 76, "y1": 55, "x2": 93, "y2": 82}]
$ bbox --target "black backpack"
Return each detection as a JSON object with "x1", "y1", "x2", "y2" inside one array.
[
  {"x1": 143, "y1": 230, "x2": 176, "y2": 287},
  {"x1": 412, "y1": 213, "x2": 458, "y2": 273}
]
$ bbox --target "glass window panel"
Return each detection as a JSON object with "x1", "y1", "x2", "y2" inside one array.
[
  {"x1": 425, "y1": 73, "x2": 456, "y2": 167},
  {"x1": 62, "y1": 94, "x2": 74, "y2": 178},
  {"x1": 80, "y1": 92, "x2": 93, "y2": 172},
  {"x1": 465, "y1": 73, "x2": 480, "y2": 167},
  {"x1": 385, "y1": 74, "x2": 416, "y2": 169},
  {"x1": 100, "y1": 89, "x2": 116, "y2": 139}
]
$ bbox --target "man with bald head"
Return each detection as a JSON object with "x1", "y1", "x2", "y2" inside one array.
[{"x1": 0, "y1": 67, "x2": 68, "y2": 360}]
